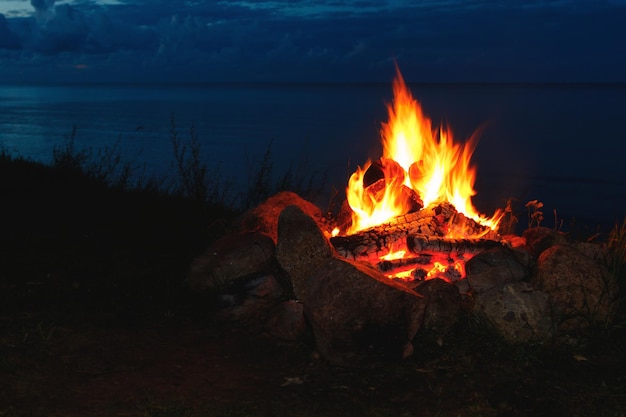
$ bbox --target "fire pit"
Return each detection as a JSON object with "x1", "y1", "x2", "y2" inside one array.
[
  {"x1": 188, "y1": 68, "x2": 618, "y2": 367},
  {"x1": 327, "y1": 66, "x2": 503, "y2": 285}
]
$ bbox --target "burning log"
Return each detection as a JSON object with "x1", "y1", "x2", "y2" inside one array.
[
  {"x1": 407, "y1": 235, "x2": 503, "y2": 256},
  {"x1": 330, "y1": 202, "x2": 500, "y2": 262},
  {"x1": 376, "y1": 254, "x2": 434, "y2": 272}
]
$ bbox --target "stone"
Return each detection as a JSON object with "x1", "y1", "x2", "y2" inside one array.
[
  {"x1": 216, "y1": 274, "x2": 284, "y2": 323},
  {"x1": 533, "y1": 244, "x2": 618, "y2": 332},
  {"x1": 188, "y1": 231, "x2": 276, "y2": 292},
  {"x1": 275, "y1": 204, "x2": 425, "y2": 367},
  {"x1": 572, "y1": 241, "x2": 606, "y2": 263},
  {"x1": 275, "y1": 205, "x2": 335, "y2": 303},
  {"x1": 413, "y1": 278, "x2": 462, "y2": 334},
  {"x1": 237, "y1": 191, "x2": 325, "y2": 243},
  {"x1": 465, "y1": 247, "x2": 530, "y2": 294},
  {"x1": 522, "y1": 227, "x2": 567, "y2": 258},
  {"x1": 264, "y1": 300, "x2": 307, "y2": 342},
  {"x1": 305, "y1": 257, "x2": 425, "y2": 367},
  {"x1": 473, "y1": 281, "x2": 553, "y2": 342}
]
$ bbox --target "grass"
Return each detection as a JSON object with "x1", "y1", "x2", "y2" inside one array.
[{"x1": 1, "y1": 126, "x2": 626, "y2": 416}]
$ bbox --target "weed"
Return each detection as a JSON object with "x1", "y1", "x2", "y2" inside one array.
[
  {"x1": 240, "y1": 139, "x2": 327, "y2": 210},
  {"x1": 52, "y1": 126, "x2": 90, "y2": 173},
  {"x1": 525, "y1": 199, "x2": 544, "y2": 228},
  {"x1": 606, "y1": 217, "x2": 626, "y2": 284},
  {"x1": 169, "y1": 114, "x2": 233, "y2": 207}
]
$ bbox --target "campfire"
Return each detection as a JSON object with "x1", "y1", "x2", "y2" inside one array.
[
  {"x1": 330, "y1": 66, "x2": 504, "y2": 283},
  {"x1": 189, "y1": 67, "x2": 618, "y2": 367}
]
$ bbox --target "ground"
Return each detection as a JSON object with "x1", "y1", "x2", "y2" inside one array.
[
  {"x1": 2, "y1": 304, "x2": 626, "y2": 416},
  {"x1": 1, "y1": 155, "x2": 625, "y2": 416}
]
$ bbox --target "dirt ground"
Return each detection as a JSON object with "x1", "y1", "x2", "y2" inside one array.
[{"x1": 2, "y1": 307, "x2": 626, "y2": 417}]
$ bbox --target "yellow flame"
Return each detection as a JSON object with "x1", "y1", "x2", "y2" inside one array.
[{"x1": 345, "y1": 66, "x2": 502, "y2": 235}]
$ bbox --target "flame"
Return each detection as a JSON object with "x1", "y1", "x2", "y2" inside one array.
[
  {"x1": 426, "y1": 260, "x2": 465, "y2": 279},
  {"x1": 345, "y1": 66, "x2": 501, "y2": 235}
]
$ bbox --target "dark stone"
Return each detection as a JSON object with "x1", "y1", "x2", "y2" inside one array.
[
  {"x1": 465, "y1": 247, "x2": 530, "y2": 294},
  {"x1": 215, "y1": 274, "x2": 284, "y2": 323},
  {"x1": 413, "y1": 278, "x2": 462, "y2": 334},
  {"x1": 275, "y1": 205, "x2": 335, "y2": 303},
  {"x1": 473, "y1": 281, "x2": 553, "y2": 342},
  {"x1": 275, "y1": 204, "x2": 425, "y2": 367},
  {"x1": 522, "y1": 227, "x2": 567, "y2": 258},
  {"x1": 237, "y1": 191, "x2": 325, "y2": 243},
  {"x1": 188, "y1": 231, "x2": 275, "y2": 292},
  {"x1": 305, "y1": 258, "x2": 425, "y2": 367},
  {"x1": 533, "y1": 244, "x2": 618, "y2": 332},
  {"x1": 265, "y1": 300, "x2": 307, "y2": 342}
]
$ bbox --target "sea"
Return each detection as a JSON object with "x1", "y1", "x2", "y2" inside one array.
[{"x1": 1, "y1": 82, "x2": 625, "y2": 231}]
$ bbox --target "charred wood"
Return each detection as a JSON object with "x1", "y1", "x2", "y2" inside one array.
[
  {"x1": 330, "y1": 202, "x2": 501, "y2": 261},
  {"x1": 376, "y1": 254, "x2": 434, "y2": 272},
  {"x1": 407, "y1": 235, "x2": 504, "y2": 256}
]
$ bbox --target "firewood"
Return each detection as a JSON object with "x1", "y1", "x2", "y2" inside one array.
[
  {"x1": 407, "y1": 235, "x2": 503, "y2": 256},
  {"x1": 330, "y1": 202, "x2": 500, "y2": 261},
  {"x1": 376, "y1": 254, "x2": 434, "y2": 272}
]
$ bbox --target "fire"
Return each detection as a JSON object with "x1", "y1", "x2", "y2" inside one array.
[{"x1": 345, "y1": 66, "x2": 502, "y2": 235}]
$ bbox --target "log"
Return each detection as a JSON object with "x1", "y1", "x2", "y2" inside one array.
[
  {"x1": 407, "y1": 235, "x2": 503, "y2": 256},
  {"x1": 330, "y1": 202, "x2": 500, "y2": 261},
  {"x1": 376, "y1": 254, "x2": 434, "y2": 272}
]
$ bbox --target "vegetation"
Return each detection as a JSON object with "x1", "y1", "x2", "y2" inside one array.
[{"x1": 1, "y1": 126, "x2": 626, "y2": 417}]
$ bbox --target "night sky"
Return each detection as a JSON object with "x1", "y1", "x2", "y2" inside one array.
[{"x1": 1, "y1": 0, "x2": 625, "y2": 84}]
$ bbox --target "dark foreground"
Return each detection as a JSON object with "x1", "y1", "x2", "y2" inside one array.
[{"x1": 1, "y1": 155, "x2": 626, "y2": 417}]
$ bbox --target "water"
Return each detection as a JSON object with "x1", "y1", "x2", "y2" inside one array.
[{"x1": 1, "y1": 82, "x2": 625, "y2": 229}]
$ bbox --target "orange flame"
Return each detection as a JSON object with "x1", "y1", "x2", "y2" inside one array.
[{"x1": 345, "y1": 66, "x2": 501, "y2": 235}]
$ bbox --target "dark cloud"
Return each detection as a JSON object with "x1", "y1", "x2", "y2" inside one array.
[
  {"x1": 0, "y1": 0, "x2": 625, "y2": 83},
  {"x1": 30, "y1": 0, "x2": 56, "y2": 22},
  {"x1": 0, "y1": 14, "x2": 21, "y2": 49}
]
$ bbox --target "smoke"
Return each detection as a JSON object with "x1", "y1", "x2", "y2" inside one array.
[{"x1": 30, "y1": 0, "x2": 56, "y2": 22}]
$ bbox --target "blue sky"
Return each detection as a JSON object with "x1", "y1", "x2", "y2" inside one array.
[{"x1": 0, "y1": 0, "x2": 625, "y2": 83}]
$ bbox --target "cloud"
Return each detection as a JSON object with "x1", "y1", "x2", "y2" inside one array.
[
  {"x1": 0, "y1": 14, "x2": 21, "y2": 49},
  {"x1": 30, "y1": 0, "x2": 56, "y2": 22},
  {"x1": 0, "y1": 0, "x2": 624, "y2": 83}
]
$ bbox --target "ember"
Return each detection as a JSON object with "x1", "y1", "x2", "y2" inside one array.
[{"x1": 336, "y1": 66, "x2": 504, "y2": 281}]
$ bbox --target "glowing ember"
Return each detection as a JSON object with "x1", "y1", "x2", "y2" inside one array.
[{"x1": 345, "y1": 66, "x2": 502, "y2": 236}]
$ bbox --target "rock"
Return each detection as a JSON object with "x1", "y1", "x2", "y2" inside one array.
[
  {"x1": 188, "y1": 231, "x2": 276, "y2": 292},
  {"x1": 533, "y1": 244, "x2": 618, "y2": 332},
  {"x1": 572, "y1": 241, "x2": 606, "y2": 263},
  {"x1": 275, "y1": 205, "x2": 335, "y2": 303},
  {"x1": 305, "y1": 257, "x2": 425, "y2": 367},
  {"x1": 275, "y1": 204, "x2": 425, "y2": 367},
  {"x1": 522, "y1": 227, "x2": 567, "y2": 258},
  {"x1": 216, "y1": 274, "x2": 284, "y2": 323},
  {"x1": 265, "y1": 300, "x2": 307, "y2": 342},
  {"x1": 465, "y1": 247, "x2": 530, "y2": 294},
  {"x1": 237, "y1": 191, "x2": 325, "y2": 243},
  {"x1": 473, "y1": 281, "x2": 553, "y2": 342},
  {"x1": 413, "y1": 278, "x2": 462, "y2": 334}
]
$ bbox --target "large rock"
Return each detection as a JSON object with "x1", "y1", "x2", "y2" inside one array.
[
  {"x1": 275, "y1": 205, "x2": 334, "y2": 303},
  {"x1": 522, "y1": 227, "x2": 567, "y2": 258},
  {"x1": 465, "y1": 246, "x2": 551, "y2": 342},
  {"x1": 465, "y1": 247, "x2": 530, "y2": 294},
  {"x1": 413, "y1": 278, "x2": 462, "y2": 335},
  {"x1": 473, "y1": 281, "x2": 553, "y2": 342},
  {"x1": 264, "y1": 300, "x2": 307, "y2": 342},
  {"x1": 276, "y1": 205, "x2": 425, "y2": 367},
  {"x1": 215, "y1": 274, "x2": 284, "y2": 324},
  {"x1": 305, "y1": 258, "x2": 425, "y2": 367},
  {"x1": 188, "y1": 231, "x2": 276, "y2": 292},
  {"x1": 533, "y1": 244, "x2": 618, "y2": 332},
  {"x1": 237, "y1": 191, "x2": 325, "y2": 243}
]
